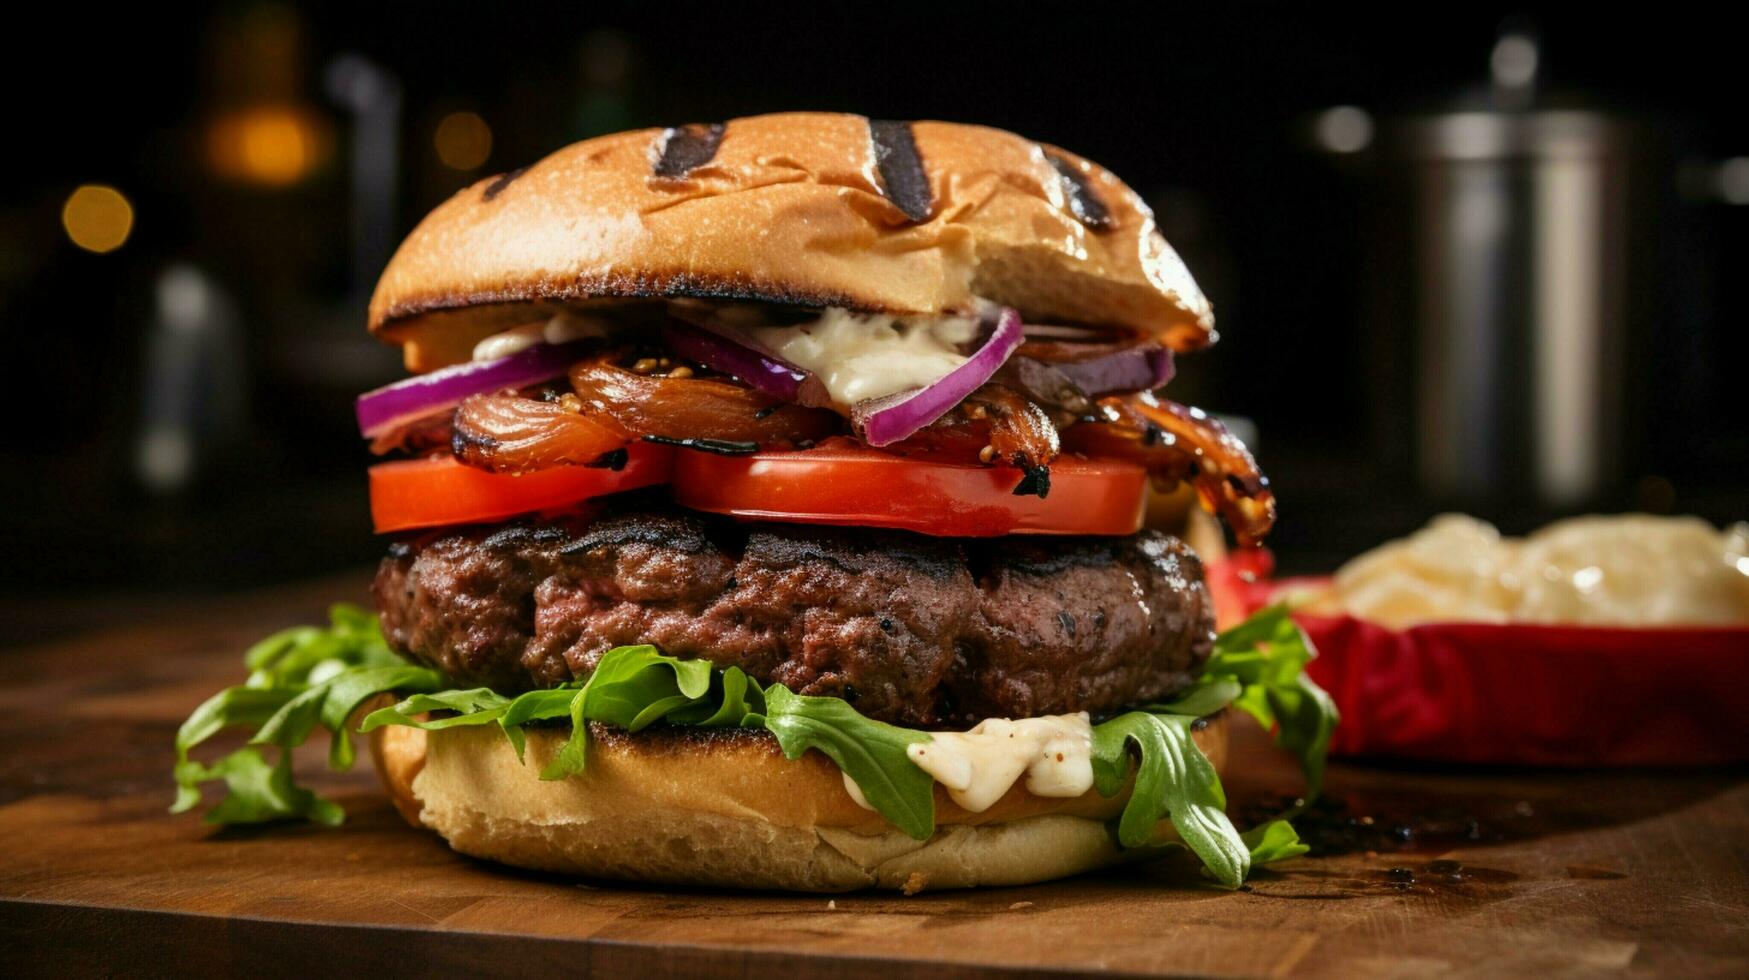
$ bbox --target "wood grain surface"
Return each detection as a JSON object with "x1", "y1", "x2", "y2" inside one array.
[{"x1": 1, "y1": 573, "x2": 1746, "y2": 978}]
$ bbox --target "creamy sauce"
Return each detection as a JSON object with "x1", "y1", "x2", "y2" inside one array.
[
  {"x1": 471, "y1": 311, "x2": 611, "y2": 361},
  {"x1": 744, "y1": 308, "x2": 980, "y2": 405},
  {"x1": 840, "y1": 712, "x2": 1095, "y2": 813}
]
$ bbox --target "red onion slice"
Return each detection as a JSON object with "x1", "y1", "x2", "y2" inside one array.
[
  {"x1": 659, "y1": 321, "x2": 807, "y2": 400},
  {"x1": 1051, "y1": 345, "x2": 1175, "y2": 396},
  {"x1": 355, "y1": 341, "x2": 589, "y2": 439},
  {"x1": 853, "y1": 307, "x2": 1024, "y2": 447}
]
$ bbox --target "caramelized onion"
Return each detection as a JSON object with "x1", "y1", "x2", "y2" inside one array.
[
  {"x1": 1062, "y1": 391, "x2": 1276, "y2": 545},
  {"x1": 978, "y1": 386, "x2": 1060, "y2": 473},
  {"x1": 568, "y1": 352, "x2": 840, "y2": 446},
  {"x1": 893, "y1": 384, "x2": 1061, "y2": 495},
  {"x1": 452, "y1": 393, "x2": 630, "y2": 473}
]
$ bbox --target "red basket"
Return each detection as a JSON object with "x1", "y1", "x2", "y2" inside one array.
[{"x1": 1209, "y1": 553, "x2": 1749, "y2": 766}]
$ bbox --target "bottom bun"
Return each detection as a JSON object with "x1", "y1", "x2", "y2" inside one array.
[{"x1": 370, "y1": 714, "x2": 1228, "y2": 893}]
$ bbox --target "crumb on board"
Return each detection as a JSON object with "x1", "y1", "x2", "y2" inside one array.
[
  {"x1": 1008, "y1": 901, "x2": 1034, "y2": 911},
  {"x1": 901, "y1": 872, "x2": 929, "y2": 895}
]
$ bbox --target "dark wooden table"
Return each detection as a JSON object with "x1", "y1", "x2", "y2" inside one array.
[{"x1": 2, "y1": 574, "x2": 1746, "y2": 977}]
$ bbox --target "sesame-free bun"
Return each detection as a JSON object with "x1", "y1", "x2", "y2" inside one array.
[
  {"x1": 370, "y1": 714, "x2": 1229, "y2": 893},
  {"x1": 369, "y1": 112, "x2": 1213, "y2": 370}
]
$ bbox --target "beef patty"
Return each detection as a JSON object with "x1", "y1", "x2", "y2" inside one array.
[{"x1": 373, "y1": 503, "x2": 1216, "y2": 727}]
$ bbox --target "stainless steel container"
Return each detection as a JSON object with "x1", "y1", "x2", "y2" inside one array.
[{"x1": 1395, "y1": 105, "x2": 1629, "y2": 507}]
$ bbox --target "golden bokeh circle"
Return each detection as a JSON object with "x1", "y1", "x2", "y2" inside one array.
[
  {"x1": 434, "y1": 111, "x2": 492, "y2": 171},
  {"x1": 62, "y1": 185, "x2": 134, "y2": 253}
]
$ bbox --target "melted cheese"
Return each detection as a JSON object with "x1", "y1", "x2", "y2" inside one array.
[
  {"x1": 471, "y1": 311, "x2": 611, "y2": 361},
  {"x1": 840, "y1": 712, "x2": 1095, "y2": 814},
  {"x1": 746, "y1": 307, "x2": 980, "y2": 405}
]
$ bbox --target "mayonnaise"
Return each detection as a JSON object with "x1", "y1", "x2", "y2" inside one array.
[
  {"x1": 471, "y1": 311, "x2": 612, "y2": 361},
  {"x1": 840, "y1": 712, "x2": 1095, "y2": 814},
  {"x1": 746, "y1": 308, "x2": 981, "y2": 405}
]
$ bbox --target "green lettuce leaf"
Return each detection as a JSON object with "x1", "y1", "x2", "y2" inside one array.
[
  {"x1": 176, "y1": 604, "x2": 1333, "y2": 888},
  {"x1": 1151, "y1": 677, "x2": 1243, "y2": 718},
  {"x1": 362, "y1": 646, "x2": 765, "y2": 780},
  {"x1": 1242, "y1": 819, "x2": 1310, "y2": 865},
  {"x1": 1090, "y1": 711, "x2": 1249, "y2": 887},
  {"x1": 535, "y1": 646, "x2": 762, "y2": 780},
  {"x1": 171, "y1": 686, "x2": 298, "y2": 814},
  {"x1": 364, "y1": 685, "x2": 567, "y2": 760},
  {"x1": 751, "y1": 685, "x2": 937, "y2": 841},
  {"x1": 1077, "y1": 605, "x2": 1332, "y2": 887},
  {"x1": 171, "y1": 604, "x2": 440, "y2": 824},
  {"x1": 1196, "y1": 603, "x2": 1339, "y2": 802},
  {"x1": 178, "y1": 746, "x2": 345, "y2": 826}
]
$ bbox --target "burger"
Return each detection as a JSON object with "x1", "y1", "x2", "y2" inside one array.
[{"x1": 173, "y1": 112, "x2": 1334, "y2": 892}]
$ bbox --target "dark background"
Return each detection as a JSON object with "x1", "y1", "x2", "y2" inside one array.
[{"x1": 1, "y1": 2, "x2": 1743, "y2": 600}]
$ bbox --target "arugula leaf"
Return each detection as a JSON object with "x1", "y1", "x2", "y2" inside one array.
[
  {"x1": 1201, "y1": 604, "x2": 1339, "y2": 802},
  {"x1": 1151, "y1": 677, "x2": 1243, "y2": 718},
  {"x1": 668, "y1": 666, "x2": 766, "y2": 727},
  {"x1": 539, "y1": 646, "x2": 749, "y2": 779},
  {"x1": 361, "y1": 647, "x2": 767, "y2": 779},
  {"x1": 363, "y1": 685, "x2": 566, "y2": 766},
  {"x1": 1241, "y1": 820, "x2": 1309, "y2": 865},
  {"x1": 1090, "y1": 711, "x2": 1250, "y2": 888},
  {"x1": 177, "y1": 747, "x2": 345, "y2": 826},
  {"x1": 494, "y1": 686, "x2": 579, "y2": 758},
  {"x1": 752, "y1": 685, "x2": 937, "y2": 841},
  {"x1": 361, "y1": 688, "x2": 513, "y2": 730},
  {"x1": 178, "y1": 603, "x2": 1335, "y2": 891},
  {"x1": 172, "y1": 605, "x2": 437, "y2": 824},
  {"x1": 171, "y1": 686, "x2": 299, "y2": 813},
  {"x1": 242, "y1": 604, "x2": 400, "y2": 689}
]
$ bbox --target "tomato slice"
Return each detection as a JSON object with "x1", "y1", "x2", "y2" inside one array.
[
  {"x1": 369, "y1": 443, "x2": 672, "y2": 533},
  {"x1": 670, "y1": 444, "x2": 1147, "y2": 537}
]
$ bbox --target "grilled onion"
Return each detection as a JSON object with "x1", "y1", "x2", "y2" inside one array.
[
  {"x1": 567, "y1": 352, "x2": 840, "y2": 446},
  {"x1": 1062, "y1": 391, "x2": 1276, "y2": 545},
  {"x1": 451, "y1": 392, "x2": 630, "y2": 473},
  {"x1": 890, "y1": 385, "x2": 1061, "y2": 495}
]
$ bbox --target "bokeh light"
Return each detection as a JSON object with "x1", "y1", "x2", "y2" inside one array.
[
  {"x1": 1314, "y1": 106, "x2": 1374, "y2": 154},
  {"x1": 61, "y1": 185, "x2": 134, "y2": 253},
  {"x1": 434, "y1": 111, "x2": 493, "y2": 171},
  {"x1": 206, "y1": 106, "x2": 330, "y2": 186},
  {"x1": 1719, "y1": 157, "x2": 1749, "y2": 205}
]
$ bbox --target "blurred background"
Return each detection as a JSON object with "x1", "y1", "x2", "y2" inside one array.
[{"x1": 1, "y1": 2, "x2": 1743, "y2": 603}]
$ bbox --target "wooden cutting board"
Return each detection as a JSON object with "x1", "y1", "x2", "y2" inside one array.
[{"x1": 2, "y1": 574, "x2": 1745, "y2": 978}]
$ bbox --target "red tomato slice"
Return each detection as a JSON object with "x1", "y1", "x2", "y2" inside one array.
[
  {"x1": 670, "y1": 445, "x2": 1147, "y2": 537},
  {"x1": 369, "y1": 443, "x2": 672, "y2": 533}
]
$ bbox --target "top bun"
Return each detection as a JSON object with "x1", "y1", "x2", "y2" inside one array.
[{"x1": 369, "y1": 112, "x2": 1212, "y2": 364}]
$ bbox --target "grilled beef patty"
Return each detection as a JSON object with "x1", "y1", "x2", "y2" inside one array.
[{"x1": 373, "y1": 502, "x2": 1215, "y2": 727}]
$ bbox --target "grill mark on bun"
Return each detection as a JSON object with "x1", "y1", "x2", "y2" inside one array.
[
  {"x1": 868, "y1": 119, "x2": 932, "y2": 223},
  {"x1": 481, "y1": 166, "x2": 530, "y2": 202},
  {"x1": 1045, "y1": 151, "x2": 1114, "y2": 231},
  {"x1": 652, "y1": 123, "x2": 727, "y2": 179}
]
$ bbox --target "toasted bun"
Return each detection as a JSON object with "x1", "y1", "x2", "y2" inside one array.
[
  {"x1": 370, "y1": 112, "x2": 1212, "y2": 370},
  {"x1": 370, "y1": 714, "x2": 1229, "y2": 893}
]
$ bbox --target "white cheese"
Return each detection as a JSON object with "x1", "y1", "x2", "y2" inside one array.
[
  {"x1": 472, "y1": 322, "x2": 546, "y2": 361},
  {"x1": 840, "y1": 712, "x2": 1095, "y2": 814},
  {"x1": 471, "y1": 311, "x2": 612, "y2": 362},
  {"x1": 746, "y1": 308, "x2": 981, "y2": 405}
]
